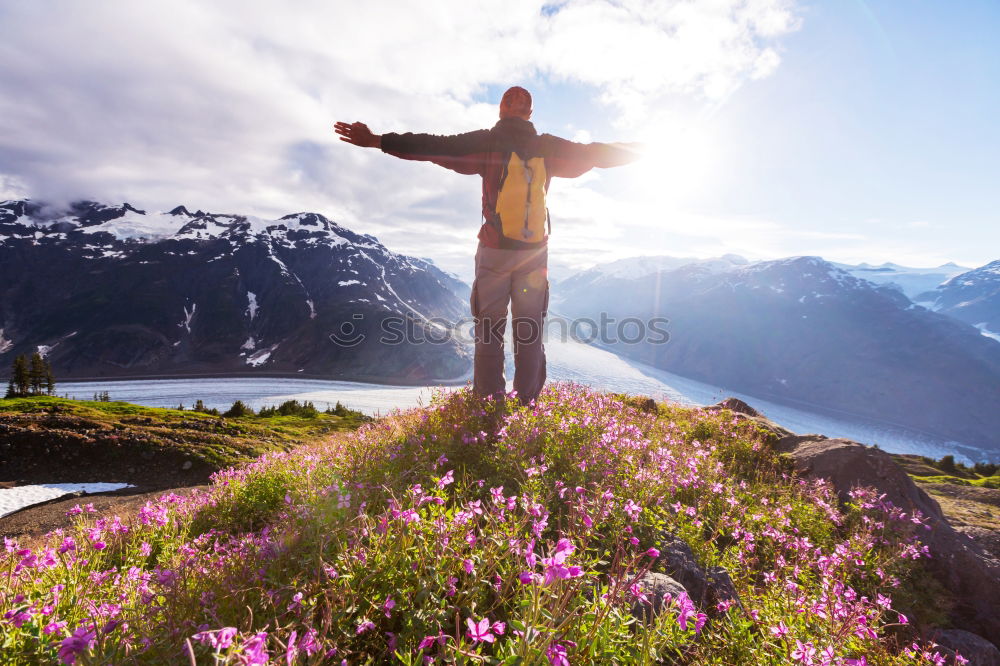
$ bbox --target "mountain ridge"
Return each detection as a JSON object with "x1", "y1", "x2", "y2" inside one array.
[
  {"x1": 0, "y1": 199, "x2": 471, "y2": 382},
  {"x1": 557, "y1": 254, "x2": 1000, "y2": 452}
]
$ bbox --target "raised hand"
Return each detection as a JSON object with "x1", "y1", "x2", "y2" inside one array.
[{"x1": 334, "y1": 121, "x2": 381, "y2": 149}]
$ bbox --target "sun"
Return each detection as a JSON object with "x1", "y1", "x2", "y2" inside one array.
[{"x1": 630, "y1": 120, "x2": 718, "y2": 206}]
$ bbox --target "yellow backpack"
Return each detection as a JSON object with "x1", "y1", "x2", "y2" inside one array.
[{"x1": 495, "y1": 152, "x2": 548, "y2": 243}]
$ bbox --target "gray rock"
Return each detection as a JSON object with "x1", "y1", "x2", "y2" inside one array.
[
  {"x1": 654, "y1": 533, "x2": 709, "y2": 606},
  {"x1": 930, "y1": 629, "x2": 1000, "y2": 666},
  {"x1": 708, "y1": 397, "x2": 760, "y2": 418},
  {"x1": 706, "y1": 398, "x2": 794, "y2": 441},
  {"x1": 181, "y1": 460, "x2": 192, "y2": 471},
  {"x1": 706, "y1": 566, "x2": 740, "y2": 608},
  {"x1": 652, "y1": 534, "x2": 743, "y2": 614},
  {"x1": 630, "y1": 572, "x2": 687, "y2": 623}
]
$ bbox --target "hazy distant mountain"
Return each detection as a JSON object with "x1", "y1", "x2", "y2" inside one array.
[
  {"x1": 0, "y1": 200, "x2": 471, "y2": 382},
  {"x1": 557, "y1": 255, "x2": 1000, "y2": 452},
  {"x1": 554, "y1": 254, "x2": 748, "y2": 296},
  {"x1": 918, "y1": 260, "x2": 1000, "y2": 341},
  {"x1": 830, "y1": 261, "x2": 970, "y2": 300}
]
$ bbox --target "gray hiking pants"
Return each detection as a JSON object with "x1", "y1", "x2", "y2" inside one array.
[{"x1": 471, "y1": 244, "x2": 549, "y2": 404}]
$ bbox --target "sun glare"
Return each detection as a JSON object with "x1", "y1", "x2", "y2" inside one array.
[{"x1": 632, "y1": 121, "x2": 717, "y2": 206}]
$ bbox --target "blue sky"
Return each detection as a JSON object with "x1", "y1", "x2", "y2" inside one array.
[
  {"x1": 0, "y1": 0, "x2": 997, "y2": 277},
  {"x1": 523, "y1": 1, "x2": 1000, "y2": 271}
]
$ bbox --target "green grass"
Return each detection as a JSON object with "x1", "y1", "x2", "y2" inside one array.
[
  {"x1": 0, "y1": 395, "x2": 368, "y2": 469},
  {"x1": 910, "y1": 474, "x2": 1000, "y2": 489}
]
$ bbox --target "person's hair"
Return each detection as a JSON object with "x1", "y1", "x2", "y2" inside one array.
[{"x1": 500, "y1": 86, "x2": 532, "y2": 119}]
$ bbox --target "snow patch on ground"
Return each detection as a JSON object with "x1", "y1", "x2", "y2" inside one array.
[
  {"x1": 246, "y1": 292, "x2": 258, "y2": 320},
  {"x1": 338, "y1": 280, "x2": 361, "y2": 286},
  {"x1": 246, "y1": 344, "x2": 278, "y2": 367},
  {"x1": 0, "y1": 483, "x2": 133, "y2": 518},
  {"x1": 0, "y1": 328, "x2": 12, "y2": 353},
  {"x1": 180, "y1": 303, "x2": 196, "y2": 333},
  {"x1": 975, "y1": 323, "x2": 1000, "y2": 343},
  {"x1": 76, "y1": 210, "x2": 186, "y2": 240}
]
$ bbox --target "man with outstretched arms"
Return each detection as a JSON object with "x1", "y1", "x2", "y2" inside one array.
[{"x1": 335, "y1": 86, "x2": 639, "y2": 405}]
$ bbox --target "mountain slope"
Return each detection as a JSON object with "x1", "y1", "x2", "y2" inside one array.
[
  {"x1": 0, "y1": 200, "x2": 470, "y2": 382},
  {"x1": 919, "y1": 260, "x2": 1000, "y2": 340},
  {"x1": 557, "y1": 255, "x2": 1000, "y2": 451}
]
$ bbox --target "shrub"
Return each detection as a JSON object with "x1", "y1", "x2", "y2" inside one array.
[
  {"x1": 258, "y1": 399, "x2": 318, "y2": 418},
  {"x1": 223, "y1": 400, "x2": 254, "y2": 418},
  {"x1": 194, "y1": 399, "x2": 220, "y2": 416}
]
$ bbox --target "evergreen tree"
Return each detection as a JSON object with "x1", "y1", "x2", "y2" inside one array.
[
  {"x1": 28, "y1": 353, "x2": 46, "y2": 395},
  {"x1": 938, "y1": 455, "x2": 957, "y2": 475},
  {"x1": 12, "y1": 355, "x2": 30, "y2": 397},
  {"x1": 45, "y1": 361, "x2": 56, "y2": 395},
  {"x1": 223, "y1": 400, "x2": 254, "y2": 418},
  {"x1": 4, "y1": 375, "x2": 15, "y2": 399}
]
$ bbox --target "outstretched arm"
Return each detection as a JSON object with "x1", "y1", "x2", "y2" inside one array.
[
  {"x1": 544, "y1": 135, "x2": 644, "y2": 178},
  {"x1": 589, "y1": 142, "x2": 644, "y2": 168},
  {"x1": 333, "y1": 120, "x2": 489, "y2": 176},
  {"x1": 334, "y1": 121, "x2": 382, "y2": 149}
]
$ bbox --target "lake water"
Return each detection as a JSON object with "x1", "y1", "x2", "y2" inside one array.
[{"x1": 58, "y1": 338, "x2": 990, "y2": 463}]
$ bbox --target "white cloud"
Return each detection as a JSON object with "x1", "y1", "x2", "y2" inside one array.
[{"x1": 0, "y1": 0, "x2": 800, "y2": 274}]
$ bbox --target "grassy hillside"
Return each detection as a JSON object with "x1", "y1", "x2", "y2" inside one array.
[
  {"x1": 0, "y1": 395, "x2": 368, "y2": 474},
  {"x1": 0, "y1": 386, "x2": 962, "y2": 664},
  {"x1": 893, "y1": 455, "x2": 1000, "y2": 540},
  {"x1": 893, "y1": 454, "x2": 1000, "y2": 490}
]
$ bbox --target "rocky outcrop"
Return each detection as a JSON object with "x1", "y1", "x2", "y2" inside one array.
[
  {"x1": 631, "y1": 572, "x2": 687, "y2": 623},
  {"x1": 630, "y1": 532, "x2": 742, "y2": 624},
  {"x1": 707, "y1": 398, "x2": 1000, "y2": 649},
  {"x1": 775, "y1": 432, "x2": 1000, "y2": 648},
  {"x1": 930, "y1": 629, "x2": 1000, "y2": 666}
]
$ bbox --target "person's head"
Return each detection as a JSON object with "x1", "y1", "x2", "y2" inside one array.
[{"x1": 499, "y1": 86, "x2": 532, "y2": 120}]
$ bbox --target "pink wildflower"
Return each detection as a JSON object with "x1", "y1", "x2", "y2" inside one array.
[
  {"x1": 58, "y1": 627, "x2": 96, "y2": 665},
  {"x1": 465, "y1": 617, "x2": 495, "y2": 644}
]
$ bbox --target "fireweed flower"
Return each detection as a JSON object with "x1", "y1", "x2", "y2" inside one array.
[
  {"x1": 58, "y1": 627, "x2": 96, "y2": 665},
  {"x1": 240, "y1": 631, "x2": 270, "y2": 665},
  {"x1": 465, "y1": 617, "x2": 495, "y2": 643},
  {"x1": 418, "y1": 632, "x2": 449, "y2": 650},
  {"x1": 298, "y1": 628, "x2": 319, "y2": 656},
  {"x1": 547, "y1": 642, "x2": 571, "y2": 666},
  {"x1": 437, "y1": 469, "x2": 455, "y2": 489},
  {"x1": 770, "y1": 622, "x2": 790, "y2": 638},
  {"x1": 791, "y1": 640, "x2": 816, "y2": 663},
  {"x1": 675, "y1": 592, "x2": 707, "y2": 634},
  {"x1": 193, "y1": 627, "x2": 238, "y2": 650}
]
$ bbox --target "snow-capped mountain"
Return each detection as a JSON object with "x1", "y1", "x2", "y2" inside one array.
[
  {"x1": 0, "y1": 200, "x2": 471, "y2": 381},
  {"x1": 830, "y1": 261, "x2": 970, "y2": 300},
  {"x1": 557, "y1": 255, "x2": 1000, "y2": 452},
  {"x1": 918, "y1": 260, "x2": 1000, "y2": 341}
]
